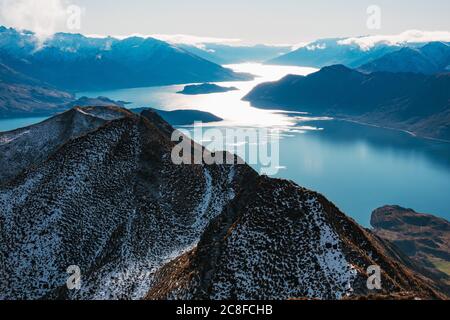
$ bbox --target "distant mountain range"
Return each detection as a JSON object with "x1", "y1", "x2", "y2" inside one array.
[
  {"x1": 267, "y1": 38, "x2": 450, "y2": 74},
  {"x1": 0, "y1": 63, "x2": 127, "y2": 118},
  {"x1": 179, "y1": 43, "x2": 292, "y2": 65},
  {"x1": 0, "y1": 55, "x2": 229, "y2": 120},
  {"x1": 267, "y1": 38, "x2": 400, "y2": 68},
  {"x1": 0, "y1": 106, "x2": 446, "y2": 299},
  {"x1": 359, "y1": 42, "x2": 450, "y2": 74},
  {"x1": 244, "y1": 65, "x2": 450, "y2": 140},
  {"x1": 0, "y1": 27, "x2": 252, "y2": 92},
  {"x1": 0, "y1": 62, "x2": 74, "y2": 118}
]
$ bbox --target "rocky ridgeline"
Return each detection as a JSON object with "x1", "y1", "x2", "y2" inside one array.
[{"x1": 0, "y1": 106, "x2": 446, "y2": 299}]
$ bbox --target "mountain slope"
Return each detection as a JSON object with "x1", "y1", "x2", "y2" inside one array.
[
  {"x1": 179, "y1": 43, "x2": 292, "y2": 65},
  {"x1": 244, "y1": 65, "x2": 450, "y2": 140},
  {"x1": 0, "y1": 63, "x2": 75, "y2": 118},
  {"x1": 0, "y1": 27, "x2": 252, "y2": 91},
  {"x1": 0, "y1": 108, "x2": 238, "y2": 299},
  {"x1": 146, "y1": 178, "x2": 445, "y2": 300},
  {"x1": 267, "y1": 38, "x2": 400, "y2": 68},
  {"x1": 0, "y1": 62, "x2": 42, "y2": 85},
  {"x1": 0, "y1": 106, "x2": 446, "y2": 300},
  {"x1": 371, "y1": 206, "x2": 450, "y2": 294},
  {"x1": 0, "y1": 62, "x2": 128, "y2": 118},
  {"x1": 0, "y1": 106, "x2": 130, "y2": 184},
  {"x1": 359, "y1": 42, "x2": 450, "y2": 74}
]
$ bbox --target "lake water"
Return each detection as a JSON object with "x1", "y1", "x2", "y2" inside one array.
[
  {"x1": 0, "y1": 116, "x2": 52, "y2": 132},
  {"x1": 1, "y1": 63, "x2": 449, "y2": 226},
  {"x1": 271, "y1": 120, "x2": 450, "y2": 226}
]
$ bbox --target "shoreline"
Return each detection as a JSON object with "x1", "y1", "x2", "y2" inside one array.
[{"x1": 335, "y1": 117, "x2": 450, "y2": 144}]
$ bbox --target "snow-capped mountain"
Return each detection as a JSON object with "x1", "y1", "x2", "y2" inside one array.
[
  {"x1": 0, "y1": 107, "x2": 238, "y2": 299},
  {"x1": 0, "y1": 107, "x2": 445, "y2": 299},
  {"x1": 0, "y1": 27, "x2": 252, "y2": 92},
  {"x1": 359, "y1": 42, "x2": 450, "y2": 74},
  {"x1": 266, "y1": 38, "x2": 400, "y2": 68},
  {"x1": 146, "y1": 178, "x2": 445, "y2": 300},
  {"x1": 0, "y1": 106, "x2": 130, "y2": 184}
]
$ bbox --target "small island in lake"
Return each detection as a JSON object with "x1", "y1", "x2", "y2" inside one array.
[
  {"x1": 177, "y1": 83, "x2": 238, "y2": 95},
  {"x1": 132, "y1": 107, "x2": 223, "y2": 125}
]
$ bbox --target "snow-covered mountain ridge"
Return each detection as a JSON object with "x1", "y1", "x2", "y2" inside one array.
[{"x1": 0, "y1": 106, "x2": 445, "y2": 299}]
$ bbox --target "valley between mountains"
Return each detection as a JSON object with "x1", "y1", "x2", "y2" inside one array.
[{"x1": 0, "y1": 106, "x2": 447, "y2": 300}]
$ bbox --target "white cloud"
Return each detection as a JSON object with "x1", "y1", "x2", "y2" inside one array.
[
  {"x1": 290, "y1": 42, "x2": 310, "y2": 51},
  {"x1": 86, "y1": 33, "x2": 245, "y2": 52},
  {"x1": 0, "y1": 0, "x2": 71, "y2": 44},
  {"x1": 150, "y1": 34, "x2": 242, "y2": 46},
  {"x1": 87, "y1": 33, "x2": 297, "y2": 51},
  {"x1": 339, "y1": 30, "x2": 450, "y2": 50},
  {"x1": 87, "y1": 33, "x2": 242, "y2": 49}
]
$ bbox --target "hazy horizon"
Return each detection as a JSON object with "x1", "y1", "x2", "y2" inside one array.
[{"x1": 0, "y1": 0, "x2": 449, "y2": 46}]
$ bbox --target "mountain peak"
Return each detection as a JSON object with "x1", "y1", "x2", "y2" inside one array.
[
  {"x1": 320, "y1": 64, "x2": 354, "y2": 74},
  {"x1": 0, "y1": 108, "x2": 447, "y2": 299},
  {"x1": 0, "y1": 106, "x2": 131, "y2": 184},
  {"x1": 244, "y1": 63, "x2": 450, "y2": 140},
  {"x1": 421, "y1": 41, "x2": 449, "y2": 50},
  {"x1": 311, "y1": 64, "x2": 365, "y2": 81},
  {"x1": 323, "y1": 64, "x2": 351, "y2": 70},
  {"x1": 358, "y1": 41, "x2": 450, "y2": 74},
  {"x1": 0, "y1": 27, "x2": 251, "y2": 92}
]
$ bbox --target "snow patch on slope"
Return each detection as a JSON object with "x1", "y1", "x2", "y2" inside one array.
[
  {"x1": 204, "y1": 183, "x2": 358, "y2": 300},
  {"x1": 305, "y1": 197, "x2": 357, "y2": 299}
]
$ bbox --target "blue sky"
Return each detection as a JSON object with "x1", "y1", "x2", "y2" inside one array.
[{"x1": 1, "y1": 0, "x2": 450, "y2": 44}]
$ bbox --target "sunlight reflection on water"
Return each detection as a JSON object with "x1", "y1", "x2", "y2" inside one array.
[
  {"x1": 2, "y1": 64, "x2": 449, "y2": 226},
  {"x1": 78, "y1": 63, "x2": 319, "y2": 129}
]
